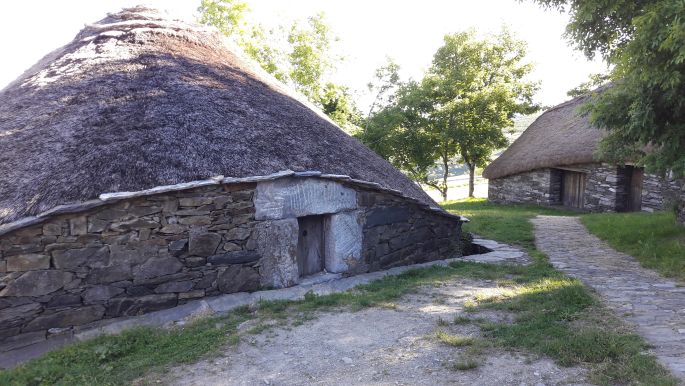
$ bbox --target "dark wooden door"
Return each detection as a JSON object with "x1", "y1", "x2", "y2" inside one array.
[
  {"x1": 626, "y1": 167, "x2": 643, "y2": 212},
  {"x1": 562, "y1": 171, "x2": 586, "y2": 208},
  {"x1": 297, "y1": 216, "x2": 325, "y2": 276}
]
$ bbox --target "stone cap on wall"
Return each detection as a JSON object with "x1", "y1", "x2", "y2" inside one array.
[{"x1": 0, "y1": 170, "x2": 464, "y2": 238}]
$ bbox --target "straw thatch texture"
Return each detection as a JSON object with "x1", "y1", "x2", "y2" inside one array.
[
  {"x1": 0, "y1": 7, "x2": 437, "y2": 225},
  {"x1": 483, "y1": 96, "x2": 605, "y2": 180}
]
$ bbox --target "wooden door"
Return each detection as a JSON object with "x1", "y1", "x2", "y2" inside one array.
[
  {"x1": 296, "y1": 216, "x2": 325, "y2": 276},
  {"x1": 562, "y1": 171, "x2": 586, "y2": 208},
  {"x1": 626, "y1": 167, "x2": 643, "y2": 212}
]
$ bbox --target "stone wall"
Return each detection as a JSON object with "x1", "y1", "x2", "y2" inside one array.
[
  {"x1": 359, "y1": 192, "x2": 462, "y2": 272},
  {"x1": 0, "y1": 176, "x2": 463, "y2": 350},
  {"x1": 0, "y1": 183, "x2": 263, "y2": 349},
  {"x1": 488, "y1": 169, "x2": 560, "y2": 206},
  {"x1": 641, "y1": 173, "x2": 684, "y2": 212},
  {"x1": 582, "y1": 163, "x2": 622, "y2": 212}
]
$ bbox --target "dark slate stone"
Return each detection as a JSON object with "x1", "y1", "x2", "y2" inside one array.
[
  {"x1": 364, "y1": 207, "x2": 411, "y2": 228},
  {"x1": 46, "y1": 294, "x2": 83, "y2": 308},
  {"x1": 168, "y1": 239, "x2": 188, "y2": 257},
  {"x1": 207, "y1": 251, "x2": 260, "y2": 265},
  {"x1": 52, "y1": 247, "x2": 109, "y2": 269},
  {"x1": 105, "y1": 294, "x2": 178, "y2": 317},
  {"x1": 0, "y1": 302, "x2": 42, "y2": 328},
  {"x1": 188, "y1": 233, "x2": 221, "y2": 257},
  {"x1": 216, "y1": 266, "x2": 260, "y2": 294},
  {"x1": 87, "y1": 264, "x2": 132, "y2": 284},
  {"x1": 133, "y1": 257, "x2": 183, "y2": 280},
  {"x1": 194, "y1": 272, "x2": 217, "y2": 290},
  {"x1": 82, "y1": 285, "x2": 125, "y2": 304},
  {"x1": 23, "y1": 305, "x2": 105, "y2": 332},
  {"x1": 0, "y1": 271, "x2": 74, "y2": 297},
  {"x1": 132, "y1": 272, "x2": 196, "y2": 287},
  {"x1": 126, "y1": 285, "x2": 154, "y2": 297},
  {"x1": 154, "y1": 281, "x2": 194, "y2": 294}
]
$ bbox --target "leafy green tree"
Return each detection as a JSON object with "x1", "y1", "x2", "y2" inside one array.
[
  {"x1": 531, "y1": 0, "x2": 685, "y2": 178},
  {"x1": 424, "y1": 30, "x2": 538, "y2": 198},
  {"x1": 360, "y1": 31, "x2": 538, "y2": 200},
  {"x1": 567, "y1": 73, "x2": 610, "y2": 97}
]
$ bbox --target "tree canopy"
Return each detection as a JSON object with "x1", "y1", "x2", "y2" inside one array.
[
  {"x1": 197, "y1": 0, "x2": 361, "y2": 132},
  {"x1": 359, "y1": 31, "x2": 538, "y2": 200},
  {"x1": 533, "y1": 0, "x2": 685, "y2": 177}
]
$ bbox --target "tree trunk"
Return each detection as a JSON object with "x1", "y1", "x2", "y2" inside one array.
[
  {"x1": 442, "y1": 156, "x2": 449, "y2": 202},
  {"x1": 468, "y1": 163, "x2": 475, "y2": 198}
]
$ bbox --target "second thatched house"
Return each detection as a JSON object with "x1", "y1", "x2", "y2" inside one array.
[
  {"x1": 0, "y1": 7, "x2": 465, "y2": 349},
  {"x1": 483, "y1": 95, "x2": 684, "y2": 214}
]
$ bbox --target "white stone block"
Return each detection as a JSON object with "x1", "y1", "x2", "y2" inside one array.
[
  {"x1": 324, "y1": 211, "x2": 363, "y2": 273},
  {"x1": 254, "y1": 178, "x2": 357, "y2": 220}
]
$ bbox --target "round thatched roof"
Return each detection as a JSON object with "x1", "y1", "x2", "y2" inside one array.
[
  {"x1": 0, "y1": 7, "x2": 438, "y2": 225},
  {"x1": 482, "y1": 95, "x2": 606, "y2": 180}
]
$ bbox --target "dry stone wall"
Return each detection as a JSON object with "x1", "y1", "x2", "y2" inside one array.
[
  {"x1": 582, "y1": 163, "x2": 623, "y2": 212},
  {"x1": 358, "y1": 191, "x2": 462, "y2": 272},
  {"x1": 488, "y1": 169, "x2": 560, "y2": 206},
  {"x1": 0, "y1": 177, "x2": 463, "y2": 351},
  {"x1": 0, "y1": 183, "x2": 262, "y2": 349}
]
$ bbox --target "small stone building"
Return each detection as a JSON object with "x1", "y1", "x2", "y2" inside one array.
[
  {"x1": 0, "y1": 8, "x2": 464, "y2": 348},
  {"x1": 483, "y1": 95, "x2": 684, "y2": 214}
]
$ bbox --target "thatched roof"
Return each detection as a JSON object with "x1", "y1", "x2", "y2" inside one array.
[
  {"x1": 0, "y1": 7, "x2": 440, "y2": 225},
  {"x1": 483, "y1": 95, "x2": 606, "y2": 179}
]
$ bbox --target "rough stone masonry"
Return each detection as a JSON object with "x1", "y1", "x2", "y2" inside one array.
[{"x1": 0, "y1": 175, "x2": 463, "y2": 352}]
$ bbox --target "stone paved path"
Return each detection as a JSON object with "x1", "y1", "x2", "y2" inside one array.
[{"x1": 532, "y1": 215, "x2": 685, "y2": 381}]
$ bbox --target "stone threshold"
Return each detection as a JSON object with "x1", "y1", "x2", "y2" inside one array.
[{"x1": 0, "y1": 238, "x2": 524, "y2": 369}]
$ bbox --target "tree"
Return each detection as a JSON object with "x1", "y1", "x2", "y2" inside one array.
[
  {"x1": 197, "y1": 0, "x2": 360, "y2": 132},
  {"x1": 531, "y1": 0, "x2": 685, "y2": 179},
  {"x1": 360, "y1": 31, "x2": 538, "y2": 200},
  {"x1": 567, "y1": 73, "x2": 610, "y2": 97},
  {"x1": 424, "y1": 31, "x2": 538, "y2": 197}
]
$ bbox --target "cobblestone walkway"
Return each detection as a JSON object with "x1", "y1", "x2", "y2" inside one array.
[{"x1": 532, "y1": 215, "x2": 685, "y2": 381}]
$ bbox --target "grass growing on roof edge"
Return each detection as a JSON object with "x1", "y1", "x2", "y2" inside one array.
[{"x1": 581, "y1": 211, "x2": 685, "y2": 281}]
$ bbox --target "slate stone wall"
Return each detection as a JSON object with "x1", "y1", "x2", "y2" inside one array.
[
  {"x1": 582, "y1": 163, "x2": 623, "y2": 212},
  {"x1": 358, "y1": 191, "x2": 462, "y2": 272},
  {"x1": 0, "y1": 183, "x2": 261, "y2": 350},
  {"x1": 0, "y1": 178, "x2": 463, "y2": 351},
  {"x1": 488, "y1": 163, "x2": 684, "y2": 215},
  {"x1": 488, "y1": 169, "x2": 560, "y2": 206}
]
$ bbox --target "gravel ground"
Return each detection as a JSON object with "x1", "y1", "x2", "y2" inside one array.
[{"x1": 155, "y1": 278, "x2": 591, "y2": 386}]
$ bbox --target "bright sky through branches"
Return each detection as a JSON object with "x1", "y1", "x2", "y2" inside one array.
[{"x1": 0, "y1": 0, "x2": 607, "y2": 109}]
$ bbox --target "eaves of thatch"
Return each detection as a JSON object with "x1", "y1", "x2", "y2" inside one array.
[{"x1": 482, "y1": 95, "x2": 606, "y2": 180}]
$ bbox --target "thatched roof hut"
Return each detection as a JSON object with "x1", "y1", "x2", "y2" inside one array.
[
  {"x1": 0, "y1": 6, "x2": 436, "y2": 226},
  {"x1": 482, "y1": 95, "x2": 605, "y2": 180}
]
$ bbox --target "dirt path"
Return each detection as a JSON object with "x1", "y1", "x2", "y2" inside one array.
[
  {"x1": 532, "y1": 215, "x2": 685, "y2": 380},
  {"x1": 159, "y1": 277, "x2": 590, "y2": 386}
]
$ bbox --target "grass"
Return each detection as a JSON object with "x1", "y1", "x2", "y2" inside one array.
[
  {"x1": 1, "y1": 198, "x2": 678, "y2": 385},
  {"x1": 581, "y1": 211, "x2": 685, "y2": 281},
  {"x1": 442, "y1": 198, "x2": 678, "y2": 386},
  {"x1": 436, "y1": 331, "x2": 475, "y2": 347},
  {"x1": 443, "y1": 198, "x2": 576, "y2": 250},
  {"x1": 0, "y1": 309, "x2": 252, "y2": 386}
]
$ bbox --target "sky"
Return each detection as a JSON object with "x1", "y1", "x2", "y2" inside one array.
[{"x1": 0, "y1": 0, "x2": 608, "y2": 109}]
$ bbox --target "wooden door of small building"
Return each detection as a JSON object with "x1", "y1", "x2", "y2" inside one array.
[
  {"x1": 625, "y1": 166, "x2": 644, "y2": 212},
  {"x1": 562, "y1": 170, "x2": 586, "y2": 209},
  {"x1": 296, "y1": 215, "x2": 325, "y2": 277}
]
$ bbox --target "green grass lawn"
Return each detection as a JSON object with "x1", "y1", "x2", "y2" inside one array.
[
  {"x1": 581, "y1": 211, "x2": 685, "y2": 281},
  {"x1": 0, "y1": 198, "x2": 678, "y2": 386}
]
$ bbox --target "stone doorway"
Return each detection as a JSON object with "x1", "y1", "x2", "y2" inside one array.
[{"x1": 296, "y1": 215, "x2": 326, "y2": 277}]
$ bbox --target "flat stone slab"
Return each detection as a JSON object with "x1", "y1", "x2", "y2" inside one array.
[
  {"x1": 463, "y1": 238, "x2": 530, "y2": 265},
  {"x1": 532, "y1": 215, "x2": 685, "y2": 381}
]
